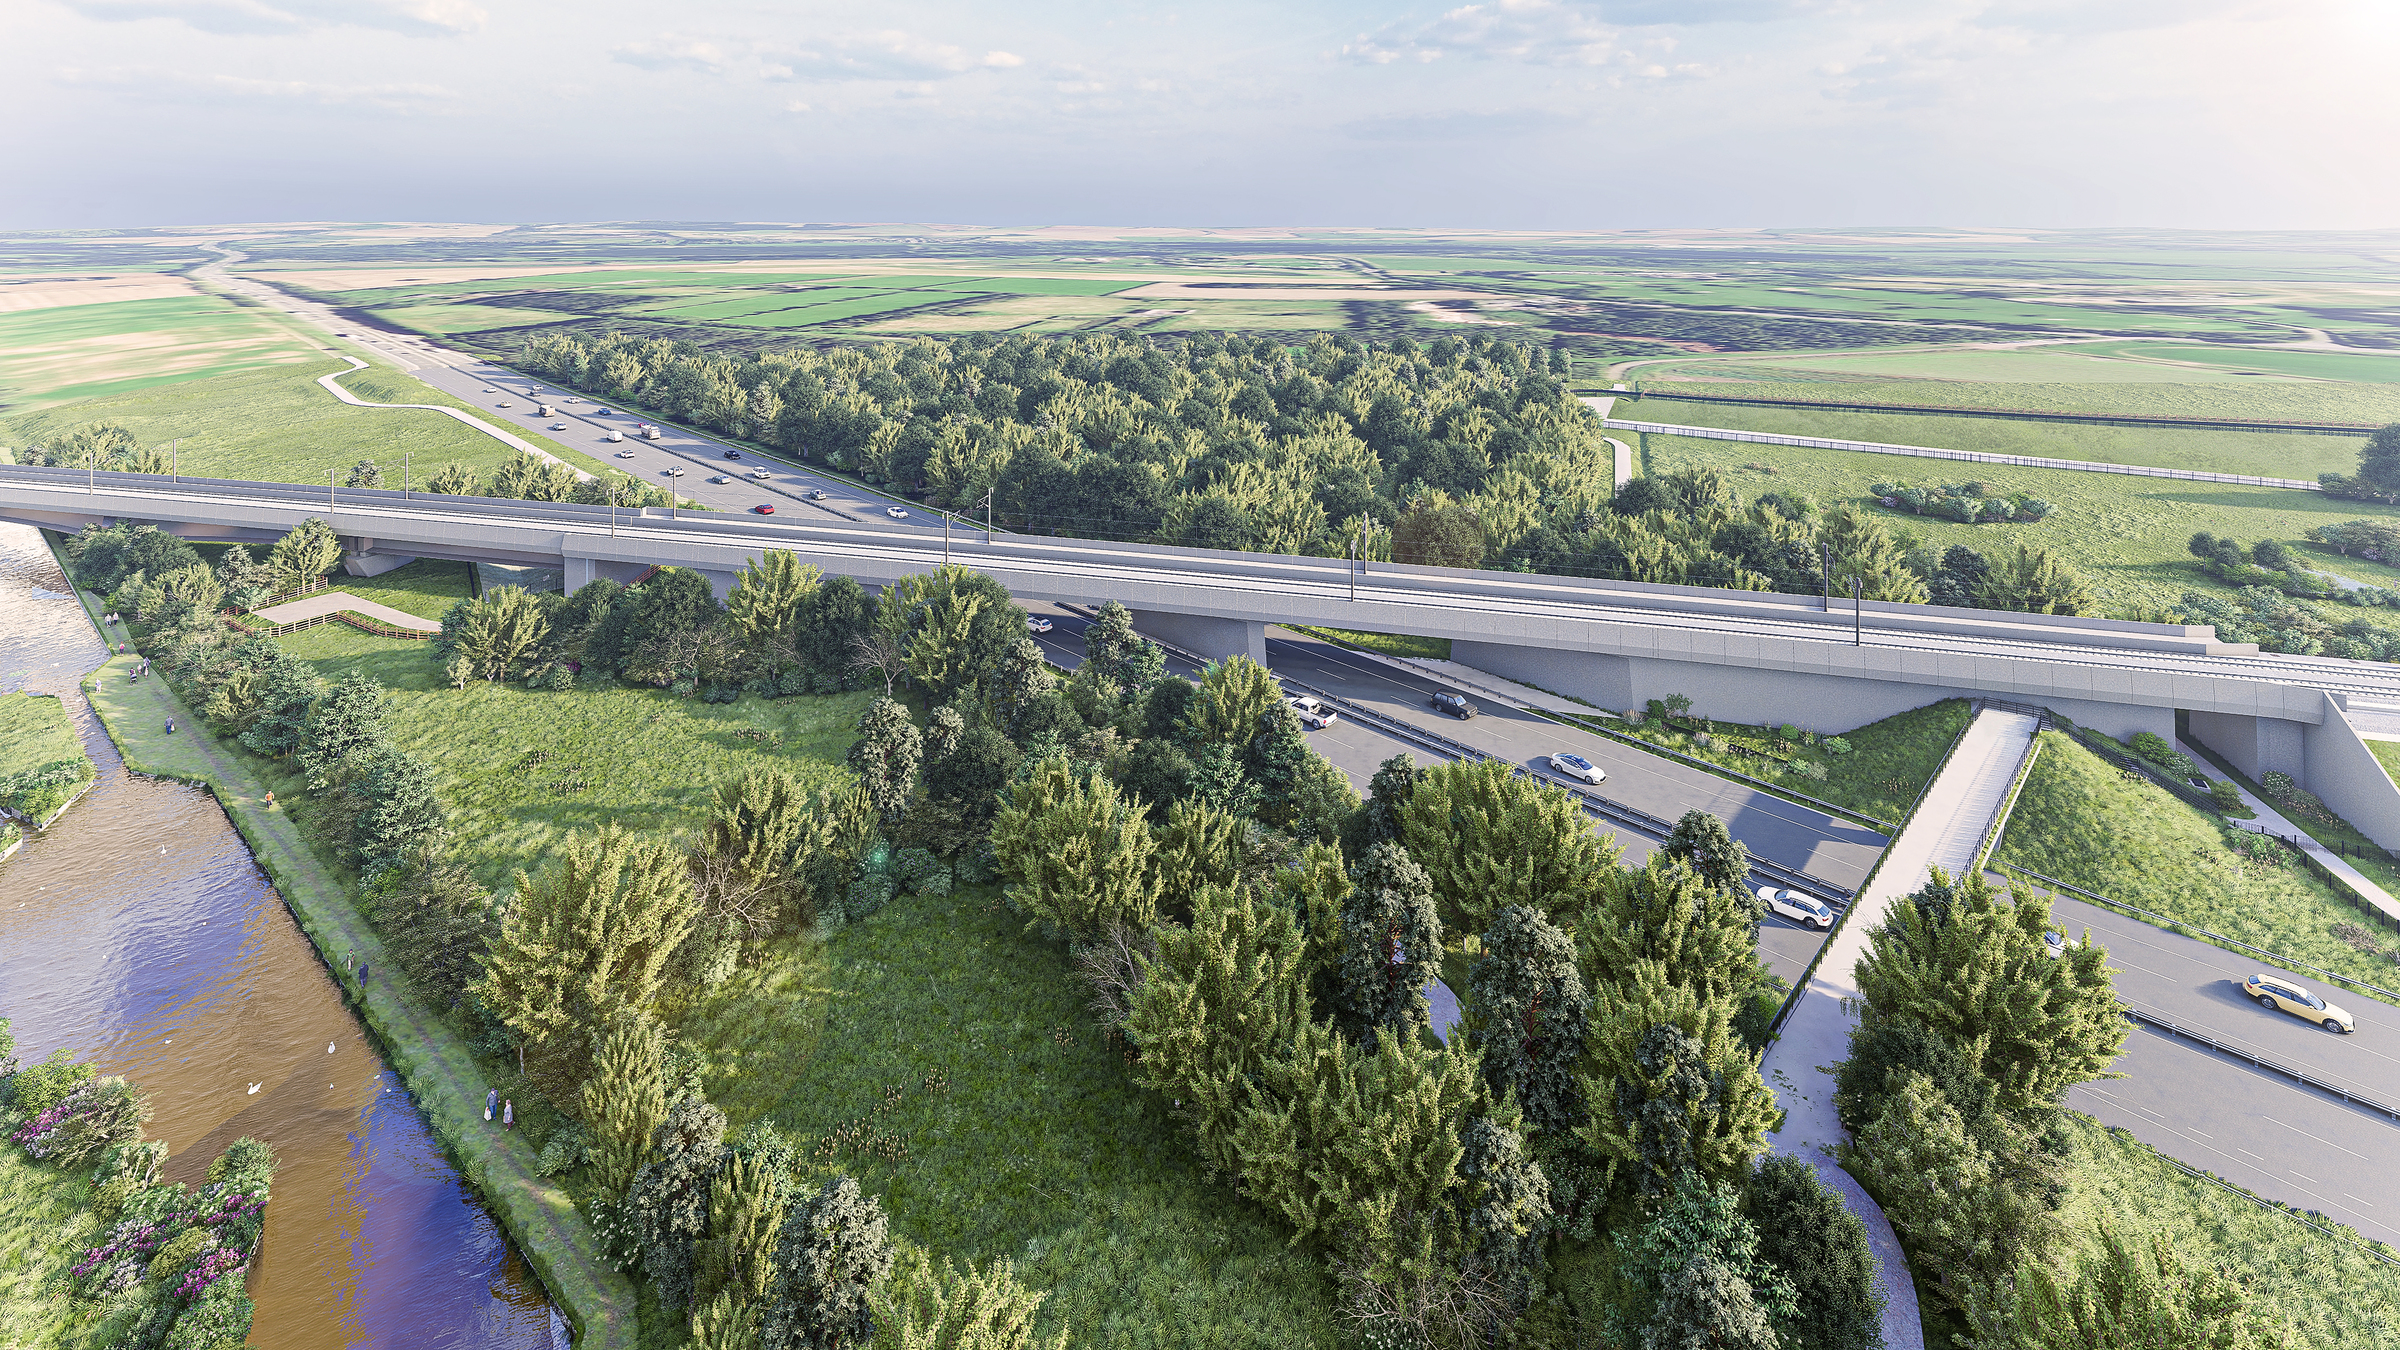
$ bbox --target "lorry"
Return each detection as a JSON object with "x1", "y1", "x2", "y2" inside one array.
[{"x1": 640, "y1": 425, "x2": 663, "y2": 441}]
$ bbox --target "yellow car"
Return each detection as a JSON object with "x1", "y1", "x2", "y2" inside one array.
[{"x1": 2242, "y1": 973, "x2": 2355, "y2": 1034}]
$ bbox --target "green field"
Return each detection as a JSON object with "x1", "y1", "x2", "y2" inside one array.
[
  {"x1": 0, "y1": 356, "x2": 616, "y2": 488},
  {"x1": 669, "y1": 887, "x2": 1343, "y2": 1348},
  {"x1": 1636, "y1": 430, "x2": 2400, "y2": 627},
  {"x1": 0, "y1": 294, "x2": 319, "y2": 409},
  {"x1": 2371, "y1": 739, "x2": 2400, "y2": 785},
  {"x1": 321, "y1": 558, "x2": 474, "y2": 621},
  {"x1": 0, "y1": 692, "x2": 94, "y2": 825},
  {"x1": 1995, "y1": 728, "x2": 2398, "y2": 1001},
  {"x1": 1626, "y1": 376, "x2": 2400, "y2": 425},
  {"x1": 374, "y1": 303, "x2": 576, "y2": 335}
]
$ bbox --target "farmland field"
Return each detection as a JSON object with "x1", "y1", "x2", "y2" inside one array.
[
  {"x1": 1634, "y1": 429, "x2": 2400, "y2": 628},
  {"x1": 0, "y1": 292, "x2": 321, "y2": 409},
  {"x1": 1623, "y1": 375, "x2": 2400, "y2": 425}
]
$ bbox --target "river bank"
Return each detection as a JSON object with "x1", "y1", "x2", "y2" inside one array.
[
  {"x1": 44, "y1": 533, "x2": 634, "y2": 1349},
  {"x1": 0, "y1": 522, "x2": 565, "y2": 1349}
]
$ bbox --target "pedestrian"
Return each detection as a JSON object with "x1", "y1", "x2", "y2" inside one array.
[
  {"x1": 502, "y1": 1099, "x2": 514, "y2": 1129},
  {"x1": 486, "y1": 1088, "x2": 497, "y2": 1121},
  {"x1": 356, "y1": 963, "x2": 367, "y2": 981},
  {"x1": 165, "y1": 719, "x2": 174, "y2": 734},
  {"x1": 264, "y1": 791, "x2": 274, "y2": 810}
]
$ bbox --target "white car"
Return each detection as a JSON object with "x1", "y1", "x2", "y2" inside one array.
[
  {"x1": 886, "y1": 506, "x2": 909, "y2": 519},
  {"x1": 664, "y1": 467, "x2": 684, "y2": 478},
  {"x1": 1546, "y1": 752, "x2": 1606, "y2": 785},
  {"x1": 709, "y1": 474, "x2": 733, "y2": 484},
  {"x1": 1757, "y1": 886, "x2": 1834, "y2": 930},
  {"x1": 481, "y1": 387, "x2": 494, "y2": 392},
  {"x1": 806, "y1": 489, "x2": 829, "y2": 501},
  {"x1": 548, "y1": 421, "x2": 568, "y2": 430},
  {"x1": 1027, "y1": 616, "x2": 1054, "y2": 634},
  {"x1": 615, "y1": 449, "x2": 635, "y2": 459},
  {"x1": 1288, "y1": 695, "x2": 1337, "y2": 729},
  {"x1": 750, "y1": 469, "x2": 772, "y2": 480}
]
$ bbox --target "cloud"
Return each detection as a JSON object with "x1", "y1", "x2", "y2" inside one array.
[
  {"x1": 57, "y1": 65, "x2": 461, "y2": 109},
  {"x1": 56, "y1": 0, "x2": 483, "y2": 36},
  {"x1": 1344, "y1": 108, "x2": 1555, "y2": 140},
  {"x1": 762, "y1": 32, "x2": 1026, "y2": 82},
  {"x1": 1342, "y1": 0, "x2": 1623, "y2": 67},
  {"x1": 611, "y1": 35, "x2": 737, "y2": 75}
]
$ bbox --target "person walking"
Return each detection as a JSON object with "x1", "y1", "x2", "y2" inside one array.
[
  {"x1": 486, "y1": 1088, "x2": 497, "y2": 1122},
  {"x1": 165, "y1": 718, "x2": 174, "y2": 734},
  {"x1": 264, "y1": 791, "x2": 274, "y2": 810},
  {"x1": 502, "y1": 1099, "x2": 514, "y2": 1129}
]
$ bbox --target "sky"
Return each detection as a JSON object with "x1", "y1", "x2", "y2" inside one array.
[{"x1": 6, "y1": 0, "x2": 2398, "y2": 232}]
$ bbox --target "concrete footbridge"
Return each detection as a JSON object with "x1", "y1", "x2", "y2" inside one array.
[{"x1": 7, "y1": 464, "x2": 2397, "y2": 845}]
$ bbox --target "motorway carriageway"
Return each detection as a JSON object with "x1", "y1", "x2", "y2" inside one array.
[
  {"x1": 2037, "y1": 888, "x2": 2400, "y2": 1244},
  {"x1": 1022, "y1": 603, "x2": 1869, "y2": 993}
]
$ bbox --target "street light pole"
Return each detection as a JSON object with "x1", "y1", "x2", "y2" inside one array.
[
  {"x1": 981, "y1": 487, "x2": 994, "y2": 545},
  {"x1": 1853, "y1": 576, "x2": 1863, "y2": 645},
  {"x1": 1821, "y1": 542, "x2": 1831, "y2": 612},
  {"x1": 944, "y1": 511, "x2": 952, "y2": 567}
]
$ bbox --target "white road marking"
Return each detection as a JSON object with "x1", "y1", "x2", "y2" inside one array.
[{"x1": 2261, "y1": 1114, "x2": 2371, "y2": 1161}]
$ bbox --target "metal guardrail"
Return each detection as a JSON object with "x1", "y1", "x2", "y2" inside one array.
[
  {"x1": 2000, "y1": 862, "x2": 2400, "y2": 1008},
  {"x1": 1972, "y1": 736, "x2": 2042, "y2": 873},
  {"x1": 1606, "y1": 418, "x2": 2323, "y2": 490},
  {"x1": 2119, "y1": 1005, "x2": 2400, "y2": 1122}
]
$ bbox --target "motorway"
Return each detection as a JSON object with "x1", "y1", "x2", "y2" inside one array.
[{"x1": 1021, "y1": 603, "x2": 1853, "y2": 992}]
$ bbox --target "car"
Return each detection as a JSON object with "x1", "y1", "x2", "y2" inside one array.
[
  {"x1": 615, "y1": 449, "x2": 636, "y2": 459},
  {"x1": 1288, "y1": 695, "x2": 1337, "y2": 729},
  {"x1": 664, "y1": 468, "x2": 684, "y2": 478},
  {"x1": 1027, "y1": 616, "x2": 1054, "y2": 634},
  {"x1": 564, "y1": 396, "x2": 581, "y2": 402},
  {"x1": 548, "y1": 421, "x2": 568, "y2": 430},
  {"x1": 750, "y1": 468, "x2": 772, "y2": 480},
  {"x1": 2041, "y1": 929, "x2": 2078, "y2": 959},
  {"x1": 886, "y1": 506, "x2": 909, "y2": 519},
  {"x1": 1757, "y1": 886, "x2": 1834, "y2": 930},
  {"x1": 1546, "y1": 752, "x2": 1606, "y2": 785},
  {"x1": 2242, "y1": 973, "x2": 2354, "y2": 1033},
  {"x1": 481, "y1": 387, "x2": 494, "y2": 392},
  {"x1": 594, "y1": 408, "x2": 614, "y2": 416},
  {"x1": 722, "y1": 450, "x2": 742, "y2": 460},
  {"x1": 605, "y1": 431, "x2": 624, "y2": 443},
  {"x1": 1430, "y1": 691, "x2": 1478, "y2": 719},
  {"x1": 708, "y1": 474, "x2": 733, "y2": 484},
  {"x1": 806, "y1": 489, "x2": 828, "y2": 501},
  {"x1": 753, "y1": 504, "x2": 776, "y2": 515},
  {"x1": 495, "y1": 402, "x2": 514, "y2": 408}
]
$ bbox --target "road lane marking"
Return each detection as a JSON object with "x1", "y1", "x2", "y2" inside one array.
[
  {"x1": 2260, "y1": 1114, "x2": 2371, "y2": 1160},
  {"x1": 2347, "y1": 1193, "x2": 2376, "y2": 1207}
]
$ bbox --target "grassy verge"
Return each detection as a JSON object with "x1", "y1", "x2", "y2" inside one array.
[
  {"x1": 307, "y1": 558, "x2": 473, "y2": 623},
  {"x1": 2060, "y1": 1113, "x2": 2400, "y2": 1347},
  {"x1": 48, "y1": 552, "x2": 639, "y2": 1350},
  {"x1": 1635, "y1": 429, "x2": 2400, "y2": 631},
  {"x1": 667, "y1": 886, "x2": 1344, "y2": 1347},
  {"x1": 1995, "y1": 729, "x2": 2400, "y2": 1000},
  {"x1": 1580, "y1": 698, "x2": 1970, "y2": 827},
  {"x1": 265, "y1": 624, "x2": 869, "y2": 891},
  {"x1": 0, "y1": 691, "x2": 97, "y2": 827},
  {"x1": 1286, "y1": 624, "x2": 1452, "y2": 661},
  {"x1": 0, "y1": 1146, "x2": 103, "y2": 1349},
  {"x1": 2371, "y1": 740, "x2": 2400, "y2": 787}
]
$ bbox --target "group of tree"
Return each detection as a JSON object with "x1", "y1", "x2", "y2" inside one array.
[
  {"x1": 990, "y1": 664, "x2": 1883, "y2": 1347},
  {"x1": 65, "y1": 522, "x2": 446, "y2": 878},
  {"x1": 1832, "y1": 868, "x2": 2278, "y2": 1346},
  {"x1": 1867, "y1": 479, "x2": 2055, "y2": 525},
  {"x1": 433, "y1": 552, "x2": 881, "y2": 697},
  {"x1": 2317, "y1": 422, "x2": 2400, "y2": 503}
]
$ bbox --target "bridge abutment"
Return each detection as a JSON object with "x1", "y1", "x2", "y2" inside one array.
[
  {"x1": 1132, "y1": 610, "x2": 1266, "y2": 665},
  {"x1": 2188, "y1": 709, "x2": 2307, "y2": 788}
]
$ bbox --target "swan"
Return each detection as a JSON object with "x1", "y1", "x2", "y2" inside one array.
[
  {"x1": 327, "y1": 1042, "x2": 336, "y2": 1054},
  {"x1": 247, "y1": 1083, "x2": 261, "y2": 1095}
]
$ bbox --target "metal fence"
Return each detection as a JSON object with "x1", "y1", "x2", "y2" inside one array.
[{"x1": 1605, "y1": 419, "x2": 2323, "y2": 490}]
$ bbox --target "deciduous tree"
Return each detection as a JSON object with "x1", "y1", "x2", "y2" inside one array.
[
  {"x1": 584, "y1": 1012, "x2": 669, "y2": 1200},
  {"x1": 759, "y1": 1175, "x2": 893, "y2": 1350},
  {"x1": 266, "y1": 517, "x2": 342, "y2": 594},
  {"x1": 1184, "y1": 655, "x2": 1281, "y2": 747}
]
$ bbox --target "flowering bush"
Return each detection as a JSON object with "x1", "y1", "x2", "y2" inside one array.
[
  {"x1": 12, "y1": 1076, "x2": 147, "y2": 1166},
  {"x1": 176, "y1": 1245, "x2": 247, "y2": 1299}
]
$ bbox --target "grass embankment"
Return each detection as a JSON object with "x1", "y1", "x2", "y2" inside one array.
[
  {"x1": 0, "y1": 690, "x2": 97, "y2": 827},
  {"x1": 1995, "y1": 729, "x2": 2398, "y2": 998},
  {"x1": 1286, "y1": 624, "x2": 1452, "y2": 660},
  {"x1": 52, "y1": 562, "x2": 641, "y2": 1349},
  {"x1": 2175, "y1": 731, "x2": 2400, "y2": 902},
  {"x1": 2060, "y1": 1113, "x2": 2400, "y2": 1349},
  {"x1": 268, "y1": 624, "x2": 869, "y2": 892},
  {"x1": 0, "y1": 355, "x2": 615, "y2": 489},
  {"x1": 0, "y1": 1145, "x2": 100, "y2": 1349},
  {"x1": 1636, "y1": 430, "x2": 2400, "y2": 630},
  {"x1": 671, "y1": 888, "x2": 1344, "y2": 1347},
  {"x1": 0, "y1": 292, "x2": 320, "y2": 411},
  {"x1": 1579, "y1": 698, "x2": 1971, "y2": 827},
  {"x1": 2371, "y1": 740, "x2": 2400, "y2": 786}
]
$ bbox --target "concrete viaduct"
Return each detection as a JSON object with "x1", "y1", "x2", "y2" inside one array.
[{"x1": 8, "y1": 464, "x2": 2399, "y2": 847}]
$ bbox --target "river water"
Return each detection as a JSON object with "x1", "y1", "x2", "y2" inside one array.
[{"x1": 0, "y1": 523, "x2": 561, "y2": 1349}]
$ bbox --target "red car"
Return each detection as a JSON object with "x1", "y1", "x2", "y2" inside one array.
[{"x1": 753, "y1": 503, "x2": 776, "y2": 515}]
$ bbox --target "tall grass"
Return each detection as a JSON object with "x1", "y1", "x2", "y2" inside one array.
[
  {"x1": 0, "y1": 1144, "x2": 103, "y2": 1349},
  {"x1": 668, "y1": 887, "x2": 1345, "y2": 1348},
  {"x1": 1997, "y1": 729, "x2": 2400, "y2": 998}
]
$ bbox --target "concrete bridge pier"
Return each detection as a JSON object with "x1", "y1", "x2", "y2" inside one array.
[
  {"x1": 340, "y1": 538, "x2": 416, "y2": 578},
  {"x1": 1132, "y1": 610, "x2": 1266, "y2": 665}
]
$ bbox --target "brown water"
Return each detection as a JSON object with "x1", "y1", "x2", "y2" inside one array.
[{"x1": 0, "y1": 523, "x2": 560, "y2": 1349}]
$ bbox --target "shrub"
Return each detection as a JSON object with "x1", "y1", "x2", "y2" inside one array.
[
  {"x1": 1820, "y1": 737, "x2": 1851, "y2": 756},
  {"x1": 206, "y1": 1137, "x2": 277, "y2": 1194},
  {"x1": 2209, "y1": 779, "x2": 2243, "y2": 813},
  {"x1": 1744, "y1": 1156, "x2": 1884, "y2": 1350},
  {"x1": 9, "y1": 1047, "x2": 94, "y2": 1117},
  {"x1": 845, "y1": 873, "x2": 894, "y2": 921},
  {"x1": 537, "y1": 1123, "x2": 591, "y2": 1178},
  {"x1": 147, "y1": 1228, "x2": 217, "y2": 1286},
  {"x1": 1791, "y1": 761, "x2": 1828, "y2": 782},
  {"x1": 163, "y1": 1277, "x2": 255, "y2": 1350},
  {"x1": 890, "y1": 847, "x2": 951, "y2": 898}
]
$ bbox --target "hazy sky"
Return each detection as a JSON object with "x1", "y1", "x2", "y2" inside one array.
[{"x1": 8, "y1": 0, "x2": 2396, "y2": 232}]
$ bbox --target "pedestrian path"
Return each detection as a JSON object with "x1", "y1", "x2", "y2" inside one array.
[
  {"x1": 68, "y1": 591, "x2": 633, "y2": 1348},
  {"x1": 1757, "y1": 704, "x2": 2040, "y2": 1350},
  {"x1": 252, "y1": 591, "x2": 442, "y2": 631},
  {"x1": 2182, "y1": 736, "x2": 2400, "y2": 923}
]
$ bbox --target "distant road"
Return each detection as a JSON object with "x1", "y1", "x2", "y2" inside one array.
[{"x1": 1616, "y1": 388, "x2": 2382, "y2": 436}]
